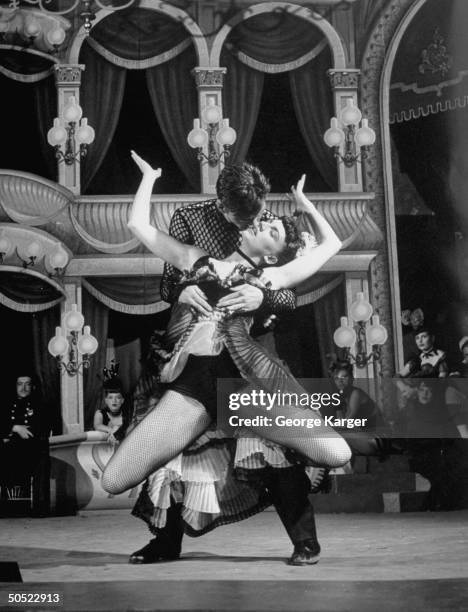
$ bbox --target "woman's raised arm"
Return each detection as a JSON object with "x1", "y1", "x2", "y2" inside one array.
[
  {"x1": 263, "y1": 175, "x2": 342, "y2": 289},
  {"x1": 127, "y1": 151, "x2": 204, "y2": 271}
]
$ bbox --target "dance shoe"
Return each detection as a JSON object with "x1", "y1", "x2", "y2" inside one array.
[
  {"x1": 287, "y1": 541, "x2": 321, "y2": 566},
  {"x1": 128, "y1": 538, "x2": 180, "y2": 564}
]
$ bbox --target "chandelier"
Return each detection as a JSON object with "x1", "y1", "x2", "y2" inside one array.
[
  {"x1": 6, "y1": 0, "x2": 137, "y2": 35},
  {"x1": 333, "y1": 292, "x2": 388, "y2": 368}
]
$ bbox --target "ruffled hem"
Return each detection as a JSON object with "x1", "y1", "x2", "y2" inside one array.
[{"x1": 141, "y1": 433, "x2": 292, "y2": 535}]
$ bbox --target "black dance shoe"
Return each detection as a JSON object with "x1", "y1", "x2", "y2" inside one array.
[
  {"x1": 287, "y1": 540, "x2": 321, "y2": 566},
  {"x1": 128, "y1": 538, "x2": 181, "y2": 564}
]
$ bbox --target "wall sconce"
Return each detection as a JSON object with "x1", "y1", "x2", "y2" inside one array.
[
  {"x1": 324, "y1": 99, "x2": 376, "y2": 167},
  {"x1": 187, "y1": 101, "x2": 237, "y2": 167},
  {"x1": 333, "y1": 292, "x2": 388, "y2": 368},
  {"x1": 48, "y1": 304, "x2": 98, "y2": 376},
  {"x1": 47, "y1": 97, "x2": 95, "y2": 165}
]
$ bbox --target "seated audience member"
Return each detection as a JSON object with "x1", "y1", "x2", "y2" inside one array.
[
  {"x1": 0, "y1": 373, "x2": 50, "y2": 514},
  {"x1": 328, "y1": 360, "x2": 380, "y2": 430},
  {"x1": 401, "y1": 308, "x2": 424, "y2": 363},
  {"x1": 399, "y1": 325, "x2": 448, "y2": 378},
  {"x1": 94, "y1": 363, "x2": 130, "y2": 444},
  {"x1": 404, "y1": 377, "x2": 461, "y2": 510}
]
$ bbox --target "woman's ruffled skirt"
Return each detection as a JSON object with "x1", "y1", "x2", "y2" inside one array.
[{"x1": 132, "y1": 427, "x2": 327, "y2": 537}]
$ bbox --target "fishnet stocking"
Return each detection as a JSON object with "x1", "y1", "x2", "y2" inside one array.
[
  {"x1": 102, "y1": 391, "x2": 212, "y2": 495},
  {"x1": 245, "y1": 413, "x2": 352, "y2": 468}
]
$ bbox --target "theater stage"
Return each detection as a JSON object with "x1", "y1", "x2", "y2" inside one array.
[{"x1": 1, "y1": 510, "x2": 468, "y2": 611}]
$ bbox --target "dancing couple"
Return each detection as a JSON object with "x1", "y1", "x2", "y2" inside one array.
[{"x1": 103, "y1": 153, "x2": 353, "y2": 565}]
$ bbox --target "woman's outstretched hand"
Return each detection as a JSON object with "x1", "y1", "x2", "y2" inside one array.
[
  {"x1": 131, "y1": 150, "x2": 162, "y2": 179},
  {"x1": 291, "y1": 174, "x2": 308, "y2": 210}
]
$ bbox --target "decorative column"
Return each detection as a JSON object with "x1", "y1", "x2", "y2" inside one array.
[
  {"x1": 59, "y1": 280, "x2": 85, "y2": 434},
  {"x1": 192, "y1": 67, "x2": 227, "y2": 194},
  {"x1": 54, "y1": 64, "x2": 85, "y2": 196},
  {"x1": 328, "y1": 69, "x2": 363, "y2": 192}
]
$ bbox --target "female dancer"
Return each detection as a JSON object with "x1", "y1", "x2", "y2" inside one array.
[{"x1": 102, "y1": 153, "x2": 352, "y2": 496}]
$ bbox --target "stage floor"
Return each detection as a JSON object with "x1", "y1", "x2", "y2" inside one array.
[{"x1": 1, "y1": 510, "x2": 468, "y2": 611}]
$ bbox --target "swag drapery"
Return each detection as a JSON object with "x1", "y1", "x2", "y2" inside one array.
[{"x1": 221, "y1": 11, "x2": 336, "y2": 188}]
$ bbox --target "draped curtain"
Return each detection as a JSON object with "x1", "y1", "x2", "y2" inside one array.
[
  {"x1": 289, "y1": 49, "x2": 338, "y2": 191},
  {"x1": 221, "y1": 51, "x2": 264, "y2": 165},
  {"x1": 32, "y1": 306, "x2": 61, "y2": 434},
  {"x1": 82, "y1": 289, "x2": 109, "y2": 430},
  {"x1": 33, "y1": 74, "x2": 57, "y2": 180},
  {"x1": 313, "y1": 281, "x2": 346, "y2": 374},
  {"x1": 80, "y1": 42, "x2": 127, "y2": 191},
  {"x1": 146, "y1": 47, "x2": 200, "y2": 191}
]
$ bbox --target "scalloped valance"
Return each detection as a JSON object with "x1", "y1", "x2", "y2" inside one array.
[
  {"x1": 83, "y1": 277, "x2": 169, "y2": 315},
  {"x1": 86, "y1": 7, "x2": 191, "y2": 67}
]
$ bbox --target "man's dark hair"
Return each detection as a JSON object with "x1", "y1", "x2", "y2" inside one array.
[
  {"x1": 276, "y1": 216, "x2": 305, "y2": 265},
  {"x1": 216, "y1": 163, "x2": 270, "y2": 220}
]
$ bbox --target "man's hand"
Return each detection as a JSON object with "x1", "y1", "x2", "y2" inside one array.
[
  {"x1": 217, "y1": 284, "x2": 264, "y2": 313},
  {"x1": 12, "y1": 424, "x2": 33, "y2": 439},
  {"x1": 179, "y1": 285, "x2": 213, "y2": 316}
]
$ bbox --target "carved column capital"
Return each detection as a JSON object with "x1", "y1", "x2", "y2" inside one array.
[
  {"x1": 54, "y1": 64, "x2": 85, "y2": 86},
  {"x1": 328, "y1": 69, "x2": 360, "y2": 89},
  {"x1": 192, "y1": 67, "x2": 227, "y2": 88}
]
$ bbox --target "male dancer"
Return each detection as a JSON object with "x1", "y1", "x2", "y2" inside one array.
[{"x1": 129, "y1": 163, "x2": 320, "y2": 566}]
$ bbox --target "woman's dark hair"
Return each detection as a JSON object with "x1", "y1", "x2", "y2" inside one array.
[
  {"x1": 329, "y1": 360, "x2": 354, "y2": 378},
  {"x1": 216, "y1": 163, "x2": 270, "y2": 220},
  {"x1": 276, "y1": 215, "x2": 305, "y2": 265}
]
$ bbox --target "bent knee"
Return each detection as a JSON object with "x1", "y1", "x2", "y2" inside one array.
[
  {"x1": 101, "y1": 466, "x2": 125, "y2": 495},
  {"x1": 326, "y1": 439, "x2": 352, "y2": 468}
]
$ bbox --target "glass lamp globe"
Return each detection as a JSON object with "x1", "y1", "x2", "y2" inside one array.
[
  {"x1": 48, "y1": 327, "x2": 68, "y2": 357},
  {"x1": 77, "y1": 326, "x2": 98, "y2": 355},
  {"x1": 187, "y1": 126, "x2": 208, "y2": 149},
  {"x1": 216, "y1": 125, "x2": 237, "y2": 146},
  {"x1": 76, "y1": 119, "x2": 95, "y2": 145},
  {"x1": 324, "y1": 125, "x2": 345, "y2": 148},
  {"x1": 63, "y1": 97, "x2": 83, "y2": 123},
  {"x1": 63, "y1": 304, "x2": 84, "y2": 332},
  {"x1": 350, "y1": 292, "x2": 373, "y2": 322},
  {"x1": 48, "y1": 245, "x2": 69, "y2": 270},
  {"x1": 24, "y1": 18, "x2": 42, "y2": 38},
  {"x1": 339, "y1": 99, "x2": 362, "y2": 126},
  {"x1": 366, "y1": 315, "x2": 388, "y2": 346},
  {"x1": 355, "y1": 119, "x2": 376, "y2": 147},
  {"x1": 202, "y1": 103, "x2": 222, "y2": 125},
  {"x1": 26, "y1": 241, "x2": 43, "y2": 259},
  {"x1": 47, "y1": 119, "x2": 67, "y2": 146},
  {"x1": 333, "y1": 317, "x2": 357, "y2": 348},
  {"x1": 46, "y1": 26, "x2": 66, "y2": 47}
]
